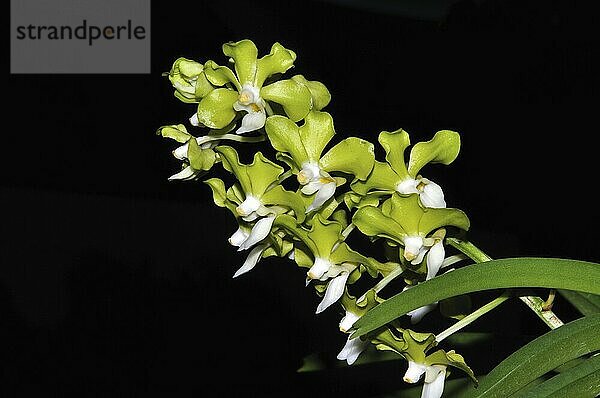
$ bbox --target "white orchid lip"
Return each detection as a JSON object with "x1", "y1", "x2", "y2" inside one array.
[
  {"x1": 297, "y1": 162, "x2": 321, "y2": 185},
  {"x1": 237, "y1": 84, "x2": 261, "y2": 106},
  {"x1": 403, "y1": 236, "x2": 424, "y2": 262},
  {"x1": 235, "y1": 195, "x2": 262, "y2": 217},
  {"x1": 316, "y1": 272, "x2": 350, "y2": 314},
  {"x1": 403, "y1": 360, "x2": 427, "y2": 383},
  {"x1": 228, "y1": 227, "x2": 249, "y2": 247},
  {"x1": 337, "y1": 335, "x2": 369, "y2": 365},
  {"x1": 339, "y1": 311, "x2": 360, "y2": 332},
  {"x1": 307, "y1": 257, "x2": 332, "y2": 280}
]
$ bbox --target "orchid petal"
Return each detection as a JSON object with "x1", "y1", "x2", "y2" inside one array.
[
  {"x1": 238, "y1": 215, "x2": 275, "y2": 251},
  {"x1": 420, "y1": 180, "x2": 446, "y2": 209},
  {"x1": 404, "y1": 361, "x2": 427, "y2": 384},
  {"x1": 233, "y1": 243, "x2": 269, "y2": 278},
  {"x1": 168, "y1": 165, "x2": 198, "y2": 181},
  {"x1": 316, "y1": 272, "x2": 350, "y2": 314},
  {"x1": 229, "y1": 227, "x2": 250, "y2": 247},
  {"x1": 337, "y1": 336, "x2": 368, "y2": 365},
  {"x1": 306, "y1": 181, "x2": 337, "y2": 213},
  {"x1": 426, "y1": 241, "x2": 445, "y2": 280},
  {"x1": 235, "y1": 108, "x2": 266, "y2": 135},
  {"x1": 421, "y1": 367, "x2": 446, "y2": 398}
]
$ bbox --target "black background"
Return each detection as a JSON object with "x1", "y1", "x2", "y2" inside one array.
[{"x1": 2, "y1": 0, "x2": 599, "y2": 396}]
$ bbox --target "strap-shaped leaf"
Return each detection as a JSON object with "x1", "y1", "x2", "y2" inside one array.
[
  {"x1": 461, "y1": 314, "x2": 600, "y2": 398},
  {"x1": 513, "y1": 353, "x2": 600, "y2": 398},
  {"x1": 351, "y1": 258, "x2": 600, "y2": 338}
]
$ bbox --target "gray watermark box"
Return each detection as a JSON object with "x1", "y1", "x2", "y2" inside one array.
[{"x1": 11, "y1": 0, "x2": 151, "y2": 74}]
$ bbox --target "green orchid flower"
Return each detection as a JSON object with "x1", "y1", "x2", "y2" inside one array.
[
  {"x1": 192, "y1": 39, "x2": 330, "y2": 134},
  {"x1": 336, "y1": 289, "x2": 384, "y2": 365},
  {"x1": 352, "y1": 129, "x2": 461, "y2": 209},
  {"x1": 403, "y1": 349, "x2": 477, "y2": 398},
  {"x1": 265, "y1": 110, "x2": 375, "y2": 212},
  {"x1": 204, "y1": 173, "x2": 296, "y2": 278},
  {"x1": 275, "y1": 214, "x2": 375, "y2": 314},
  {"x1": 214, "y1": 145, "x2": 305, "y2": 245},
  {"x1": 164, "y1": 57, "x2": 215, "y2": 103},
  {"x1": 352, "y1": 194, "x2": 469, "y2": 280},
  {"x1": 157, "y1": 124, "x2": 218, "y2": 180}
]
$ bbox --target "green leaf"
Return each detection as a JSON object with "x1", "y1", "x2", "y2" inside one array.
[
  {"x1": 156, "y1": 124, "x2": 191, "y2": 143},
  {"x1": 196, "y1": 88, "x2": 239, "y2": 129},
  {"x1": 514, "y1": 354, "x2": 600, "y2": 397},
  {"x1": 558, "y1": 290, "x2": 600, "y2": 315},
  {"x1": 222, "y1": 39, "x2": 258, "y2": 85},
  {"x1": 407, "y1": 130, "x2": 461, "y2": 177},
  {"x1": 462, "y1": 314, "x2": 600, "y2": 398},
  {"x1": 320, "y1": 137, "x2": 375, "y2": 180},
  {"x1": 261, "y1": 79, "x2": 312, "y2": 122},
  {"x1": 352, "y1": 258, "x2": 600, "y2": 338},
  {"x1": 255, "y1": 42, "x2": 296, "y2": 88}
]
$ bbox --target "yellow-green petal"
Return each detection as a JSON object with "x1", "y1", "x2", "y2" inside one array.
[
  {"x1": 246, "y1": 151, "x2": 285, "y2": 196},
  {"x1": 215, "y1": 145, "x2": 252, "y2": 194},
  {"x1": 352, "y1": 205, "x2": 407, "y2": 244},
  {"x1": 261, "y1": 79, "x2": 312, "y2": 122},
  {"x1": 307, "y1": 215, "x2": 344, "y2": 259},
  {"x1": 187, "y1": 138, "x2": 217, "y2": 171},
  {"x1": 350, "y1": 161, "x2": 399, "y2": 195},
  {"x1": 292, "y1": 75, "x2": 331, "y2": 111},
  {"x1": 156, "y1": 124, "x2": 191, "y2": 143},
  {"x1": 255, "y1": 42, "x2": 297, "y2": 87},
  {"x1": 222, "y1": 39, "x2": 258, "y2": 85},
  {"x1": 298, "y1": 111, "x2": 336, "y2": 162},
  {"x1": 265, "y1": 115, "x2": 309, "y2": 167},
  {"x1": 261, "y1": 185, "x2": 306, "y2": 223},
  {"x1": 408, "y1": 130, "x2": 461, "y2": 177},
  {"x1": 203, "y1": 60, "x2": 241, "y2": 90},
  {"x1": 419, "y1": 207, "x2": 470, "y2": 236},
  {"x1": 320, "y1": 137, "x2": 375, "y2": 180},
  {"x1": 378, "y1": 129, "x2": 411, "y2": 179},
  {"x1": 196, "y1": 88, "x2": 239, "y2": 129}
]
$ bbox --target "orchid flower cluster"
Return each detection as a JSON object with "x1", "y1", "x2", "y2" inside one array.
[{"x1": 157, "y1": 39, "x2": 477, "y2": 398}]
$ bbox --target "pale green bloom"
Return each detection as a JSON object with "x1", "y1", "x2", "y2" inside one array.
[
  {"x1": 156, "y1": 124, "x2": 217, "y2": 180},
  {"x1": 191, "y1": 39, "x2": 330, "y2": 134},
  {"x1": 164, "y1": 58, "x2": 215, "y2": 103},
  {"x1": 352, "y1": 129, "x2": 461, "y2": 209},
  {"x1": 352, "y1": 194, "x2": 468, "y2": 275},
  {"x1": 266, "y1": 110, "x2": 375, "y2": 212}
]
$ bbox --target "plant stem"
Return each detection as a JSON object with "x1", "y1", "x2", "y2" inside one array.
[
  {"x1": 446, "y1": 238, "x2": 564, "y2": 330},
  {"x1": 436, "y1": 292, "x2": 511, "y2": 343}
]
